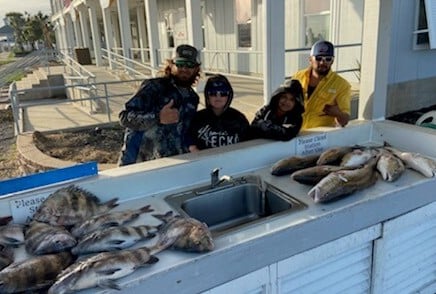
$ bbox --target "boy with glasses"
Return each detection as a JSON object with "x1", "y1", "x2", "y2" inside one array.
[
  {"x1": 118, "y1": 44, "x2": 201, "y2": 165},
  {"x1": 292, "y1": 40, "x2": 351, "y2": 129},
  {"x1": 188, "y1": 74, "x2": 250, "y2": 151}
]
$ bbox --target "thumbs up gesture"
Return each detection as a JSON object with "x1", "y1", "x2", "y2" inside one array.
[{"x1": 159, "y1": 100, "x2": 180, "y2": 124}]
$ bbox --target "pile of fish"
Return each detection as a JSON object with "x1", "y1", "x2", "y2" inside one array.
[
  {"x1": 0, "y1": 185, "x2": 214, "y2": 293},
  {"x1": 271, "y1": 144, "x2": 436, "y2": 203}
]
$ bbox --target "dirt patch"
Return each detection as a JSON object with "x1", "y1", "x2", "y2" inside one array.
[
  {"x1": 32, "y1": 125, "x2": 125, "y2": 164},
  {"x1": 0, "y1": 107, "x2": 125, "y2": 180}
]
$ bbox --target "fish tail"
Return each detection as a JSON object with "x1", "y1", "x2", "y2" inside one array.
[
  {"x1": 104, "y1": 198, "x2": 119, "y2": 210},
  {"x1": 139, "y1": 205, "x2": 154, "y2": 214}
]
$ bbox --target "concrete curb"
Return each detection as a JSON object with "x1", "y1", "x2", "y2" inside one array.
[{"x1": 16, "y1": 132, "x2": 117, "y2": 172}]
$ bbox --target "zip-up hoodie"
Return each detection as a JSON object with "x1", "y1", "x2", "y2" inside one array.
[{"x1": 250, "y1": 79, "x2": 305, "y2": 141}]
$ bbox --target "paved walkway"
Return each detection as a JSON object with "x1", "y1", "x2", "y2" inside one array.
[{"x1": 19, "y1": 65, "x2": 265, "y2": 133}]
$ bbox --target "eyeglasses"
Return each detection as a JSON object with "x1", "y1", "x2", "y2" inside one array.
[
  {"x1": 175, "y1": 61, "x2": 197, "y2": 68},
  {"x1": 314, "y1": 56, "x2": 334, "y2": 62},
  {"x1": 207, "y1": 91, "x2": 230, "y2": 97}
]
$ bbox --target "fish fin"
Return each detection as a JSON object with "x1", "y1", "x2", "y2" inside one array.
[
  {"x1": 96, "y1": 268, "x2": 122, "y2": 276},
  {"x1": 101, "y1": 221, "x2": 120, "y2": 229},
  {"x1": 338, "y1": 174, "x2": 349, "y2": 182},
  {"x1": 147, "y1": 232, "x2": 156, "y2": 239},
  {"x1": 0, "y1": 216, "x2": 12, "y2": 226},
  {"x1": 139, "y1": 205, "x2": 154, "y2": 214},
  {"x1": 152, "y1": 211, "x2": 173, "y2": 222},
  {"x1": 107, "y1": 239, "x2": 125, "y2": 245},
  {"x1": 2, "y1": 237, "x2": 23, "y2": 247},
  {"x1": 104, "y1": 198, "x2": 119, "y2": 210},
  {"x1": 98, "y1": 279, "x2": 121, "y2": 290}
]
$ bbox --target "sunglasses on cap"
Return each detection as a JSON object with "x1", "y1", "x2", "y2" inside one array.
[
  {"x1": 207, "y1": 90, "x2": 230, "y2": 97},
  {"x1": 175, "y1": 61, "x2": 197, "y2": 68},
  {"x1": 314, "y1": 56, "x2": 334, "y2": 62}
]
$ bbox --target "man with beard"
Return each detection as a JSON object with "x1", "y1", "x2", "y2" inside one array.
[
  {"x1": 292, "y1": 40, "x2": 351, "y2": 129},
  {"x1": 118, "y1": 44, "x2": 201, "y2": 166}
]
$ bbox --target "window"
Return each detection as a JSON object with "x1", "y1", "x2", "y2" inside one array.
[
  {"x1": 235, "y1": 0, "x2": 251, "y2": 48},
  {"x1": 413, "y1": 0, "x2": 436, "y2": 49},
  {"x1": 304, "y1": 0, "x2": 330, "y2": 47}
]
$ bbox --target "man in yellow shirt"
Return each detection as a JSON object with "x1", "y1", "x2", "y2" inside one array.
[{"x1": 292, "y1": 40, "x2": 351, "y2": 130}]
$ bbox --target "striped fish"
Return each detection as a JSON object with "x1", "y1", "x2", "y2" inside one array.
[
  {"x1": 32, "y1": 185, "x2": 118, "y2": 226},
  {"x1": 71, "y1": 225, "x2": 157, "y2": 255},
  {"x1": 48, "y1": 245, "x2": 161, "y2": 294},
  {"x1": 25, "y1": 221, "x2": 77, "y2": 255},
  {"x1": 70, "y1": 205, "x2": 154, "y2": 238},
  {"x1": 0, "y1": 252, "x2": 73, "y2": 293}
]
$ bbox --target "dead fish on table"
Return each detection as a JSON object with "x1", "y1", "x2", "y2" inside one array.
[
  {"x1": 291, "y1": 165, "x2": 356, "y2": 185},
  {"x1": 316, "y1": 146, "x2": 355, "y2": 165},
  {"x1": 340, "y1": 147, "x2": 380, "y2": 167},
  {"x1": 0, "y1": 222, "x2": 24, "y2": 248},
  {"x1": 0, "y1": 244, "x2": 14, "y2": 271},
  {"x1": 71, "y1": 205, "x2": 154, "y2": 238},
  {"x1": 271, "y1": 154, "x2": 320, "y2": 176},
  {"x1": 71, "y1": 224, "x2": 158, "y2": 255},
  {"x1": 32, "y1": 184, "x2": 118, "y2": 226},
  {"x1": 385, "y1": 147, "x2": 436, "y2": 178},
  {"x1": 153, "y1": 211, "x2": 214, "y2": 252},
  {"x1": 308, "y1": 156, "x2": 379, "y2": 203},
  {"x1": 25, "y1": 221, "x2": 77, "y2": 255},
  {"x1": 0, "y1": 252, "x2": 73, "y2": 294},
  {"x1": 48, "y1": 245, "x2": 161, "y2": 294},
  {"x1": 376, "y1": 150, "x2": 406, "y2": 182}
]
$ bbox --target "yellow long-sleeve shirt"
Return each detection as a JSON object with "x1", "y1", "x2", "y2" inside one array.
[{"x1": 293, "y1": 67, "x2": 351, "y2": 130}]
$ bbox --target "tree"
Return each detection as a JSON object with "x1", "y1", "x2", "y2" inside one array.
[
  {"x1": 23, "y1": 12, "x2": 53, "y2": 50},
  {"x1": 5, "y1": 12, "x2": 26, "y2": 52}
]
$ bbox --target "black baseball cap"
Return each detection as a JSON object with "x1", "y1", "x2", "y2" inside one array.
[
  {"x1": 310, "y1": 40, "x2": 334, "y2": 56},
  {"x1": 174, "y1": 44, "x2": 201, "y2": 65}
]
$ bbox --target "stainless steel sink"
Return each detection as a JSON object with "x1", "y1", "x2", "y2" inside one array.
[{"x1": 164, "y1": 175, "x2": 306, "y2": 236}]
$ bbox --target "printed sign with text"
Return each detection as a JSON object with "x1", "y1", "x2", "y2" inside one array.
[{"x1": 296, "y1": 133, "x2": 328, "y2": 156}]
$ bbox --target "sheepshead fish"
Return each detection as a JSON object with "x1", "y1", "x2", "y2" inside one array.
[
  {"x1": 308, "y1": 157, "x2": 379, "y2": 203},
  {"x1": 48, "y1": 245, "x2": 161, "y2": 294},
  {"x1": 316, "y1": 146, "x2": 354, "y2": 165},
  {"x1": 340, "y1": 148, "x2": 380, "y2": 167},
  {"x1": 291, "y1": 165, "x2": 356, "y2": 185},
  {"x1": 25, "y1": 221, "x2": 77, "y2": 255},
  {"x1": 0, "y1": 223, "x2": 24, "y2": 248},
  {"x1": 70, "y1": 205, "x2": 154, "y2": 238},
  {"x1": 376, "y1": 150, "x2": 405, "y2": 181},
  {"x1": 271, "y1": 154, "x2": 319, "y2": 176},
  {"x1": 32, "y1": 185, "x2": 118, "y2": 226},
  {"x1": 71, "y1": 225, "x2": 158, "y2": 255},
  {"x1": 0, "y1": 252, "x2": 73, "y2": 294},
  {"x1": 385, "y1": 147, "x2": 436, "y2": 178},
  {"x1": 0, "y1": 244, "x2": 14, "y2": 271},
  {"x1": 153, "y1": 211, "x2": 214, "y2": 252}
]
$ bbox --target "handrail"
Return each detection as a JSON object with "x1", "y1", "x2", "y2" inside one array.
[
  {"x1": 102, "y1": 48, "x2": 158, "y2": 77},
  {"x1": 58, "y1": 51, "x2": 96, "y2": 82}
]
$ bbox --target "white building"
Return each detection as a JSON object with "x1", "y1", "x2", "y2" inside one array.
[{"x1": 49, "y1": 0, "x2": 436, "y2": 118}]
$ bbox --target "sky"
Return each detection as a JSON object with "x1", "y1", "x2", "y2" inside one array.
[{"x1": 0, "y1": 0, "x2": 52, "y2": 26}]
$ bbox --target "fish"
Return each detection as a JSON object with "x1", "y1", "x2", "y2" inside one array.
[
  {"x1": 70, "y1": 205, "x2": 154, "y2": 238},
  {"x1": 316, "y1": 146, "x2": 354, "y2": 165},
  {"x1": 48, "y1": 245, "x2": 161, "y2": 294},
  {"x1": 340, "y1": 148, "x2": 380, "y2": 167},
  {"x1": 291, "y1": 165, "x2": 356, "y2": 185},
  {"x1": 25, "y1": 221, "x2": 77, "y2": 255},
  {"x1": 271, "y1": 154, "x2": 320, "y2": 176},
  {"x1": 0, "y1": 252, "x2": 73, "y2": 294},
  {"x1": 71, "y1": 225, "x2": 158, "y2": 255},
  {"x1": 308, "y1": 156, "x2": 379, "y2": 203},
  {"x1": 152, "y1": 211, "x2": 214, "y2": 252},
  {"x1": 0, "y1": 223, "x2": 25, "y2": 248},
  {"x1": 385, "y1": 147, "x2": 436, "y2": 178},
  {"x1": 0, "y1": 244, "x2": 14, "y2": 271},
  {"x1": 32, "y1": 184, "x2": 118, "y2": 226},
  {"x1": 0, "y1": 216, "x2": 12, "y2": 226},
  {"x1": 376, "y1": 150, "x2": 406, "y2": 181}
]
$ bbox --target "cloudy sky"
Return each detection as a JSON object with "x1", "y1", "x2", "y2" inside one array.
[{"x1": 0, "y1": 0, "x2": 52, "y2": 26}]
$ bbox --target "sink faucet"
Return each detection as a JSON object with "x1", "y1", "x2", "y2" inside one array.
[{"x1": 210, "y1": 168, "x2": 232, "y2": 188}]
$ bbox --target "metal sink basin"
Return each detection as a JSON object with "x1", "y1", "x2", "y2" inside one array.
[{"x1": 164, "y1": 175, "x2": 306, "y2": 236}]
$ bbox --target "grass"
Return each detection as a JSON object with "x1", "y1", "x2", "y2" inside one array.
[{"x1": 4, "y1": 71, "x2": 25, "y2": 84}]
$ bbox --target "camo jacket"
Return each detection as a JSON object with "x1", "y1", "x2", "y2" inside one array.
[{"x1": 118, "y1": 76, "x2": 199, "y2": 166}]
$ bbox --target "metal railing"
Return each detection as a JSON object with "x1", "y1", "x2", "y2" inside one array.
[
  {"x1": 9, "y1": 78, "x2": 144, "y2": 134},
  {"x1": 102, "y1": 48, "x2": 158, "y2": 78}
]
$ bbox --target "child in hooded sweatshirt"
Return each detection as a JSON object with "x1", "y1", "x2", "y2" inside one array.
[
  {"x1": 250, "y1": 79, "x2": 305, "y2": 141},
  {"x1": 188, "y1": 74, "x2": 250, "y2": 152}
]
